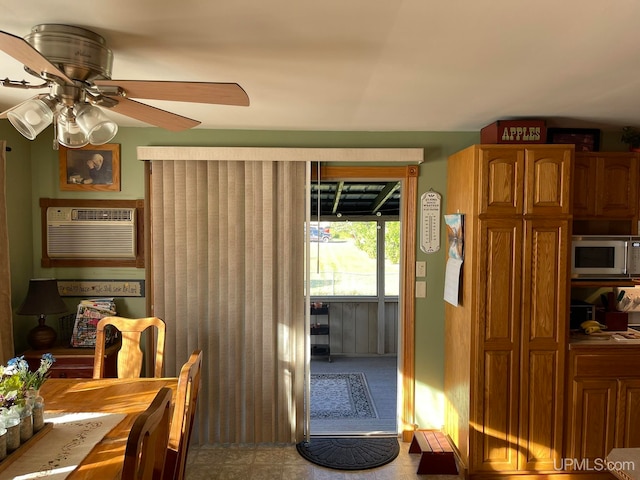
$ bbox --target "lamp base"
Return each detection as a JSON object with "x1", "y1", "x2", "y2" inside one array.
[{"x1": 27, "y1": 316, "x2": 57, "y2": 350}]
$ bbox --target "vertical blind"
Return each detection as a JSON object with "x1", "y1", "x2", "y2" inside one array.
[{"x1": 150, "y1": 159, "x2": 306, "y2": 443}]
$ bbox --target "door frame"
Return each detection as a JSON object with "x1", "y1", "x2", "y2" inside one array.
[{"x1": 313, "y1": 164, "x2": 418, "y2": 440}]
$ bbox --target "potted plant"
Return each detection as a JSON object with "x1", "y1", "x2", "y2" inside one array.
[{"x1": 621, "y1": 126, "x2": 640, "y2": 151}]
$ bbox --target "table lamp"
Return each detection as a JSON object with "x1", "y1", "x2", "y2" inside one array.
[{"x1": 17, "y1": 278, "x2": 67, "y2": 350}]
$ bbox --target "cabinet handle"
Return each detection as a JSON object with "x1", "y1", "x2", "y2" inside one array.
[{"x1": 59, "y1": 372, "x2": 67, "y2": 378}]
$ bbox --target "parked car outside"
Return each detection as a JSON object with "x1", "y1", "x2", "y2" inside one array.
[{"x1": 310, "y1": 225, "x2": 331, "y2": 242}]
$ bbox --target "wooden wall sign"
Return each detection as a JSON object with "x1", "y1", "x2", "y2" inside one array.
[{"x1": 57, "y1": 280, "x2": 145, "y2": 297}]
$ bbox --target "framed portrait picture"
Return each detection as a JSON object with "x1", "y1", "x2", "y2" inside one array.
[
  {"x1": 547, "y1": 128, "x2": 600, "y2": 152},
  {"x1": 59, "y1": 144, "x2": 121, "y2": 191}
]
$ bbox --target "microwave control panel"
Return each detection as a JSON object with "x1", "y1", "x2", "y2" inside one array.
[{"x1": 629, "y1": 239, "x2": 640, "y2": 275}]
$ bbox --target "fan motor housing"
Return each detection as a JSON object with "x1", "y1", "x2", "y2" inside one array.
[{"x1": 25, "y1": 24, "x2": 113, "y2": 82}]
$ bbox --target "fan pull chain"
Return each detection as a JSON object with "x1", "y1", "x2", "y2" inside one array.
[
  {"x1": 52, "y1": 117, "x2": 59, "y2": 150},
  {"x1": 316, "y1": 162, "x2": 321, "y2": 273}
]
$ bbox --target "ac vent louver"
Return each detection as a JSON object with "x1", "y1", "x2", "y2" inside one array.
[
  {"x1": 47, "y1": 206, "x2": 136, "y2": 259},
  {"x1": 73, "y1": 209, "x2": 134, "y2": 222}
]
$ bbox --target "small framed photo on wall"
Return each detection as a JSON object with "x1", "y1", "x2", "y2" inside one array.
[{"x1": 59, "y1": 144, "x2": 121, "y2": 191}]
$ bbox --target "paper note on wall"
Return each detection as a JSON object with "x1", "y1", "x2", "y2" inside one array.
[{"x1": 444, "y1": 258, "x2": 463, "y2": 306}]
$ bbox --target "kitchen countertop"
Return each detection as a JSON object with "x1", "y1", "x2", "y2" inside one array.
[{"x1": 569, "y1": 329, "x2": 640, "y2": 347}]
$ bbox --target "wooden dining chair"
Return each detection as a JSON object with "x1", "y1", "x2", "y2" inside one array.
[
  {"x1": 163, "y1": 350, "x2": 203, "y2": 480},
  {"x1": 122, "y1": 386, "x2": 173, "y2": 480},
  {"x1": 93, "y1": 316, "x2": 166, "y2": 378}
]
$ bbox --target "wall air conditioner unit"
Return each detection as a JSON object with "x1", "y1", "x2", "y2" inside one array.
[{"x1": 46, "y1": 206, "x2": 136, "y2": 259}]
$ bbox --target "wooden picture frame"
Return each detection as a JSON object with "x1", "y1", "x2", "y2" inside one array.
[
  {"x1": 59, "y1": 144, "x2": 121, "y2": 191},
  {"x1": 547, "y1": 128, "x2": 600, "y2": 152}
]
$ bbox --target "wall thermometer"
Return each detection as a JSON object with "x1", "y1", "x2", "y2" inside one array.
[{"x1": 420, "y1": 191, "x2": 441, "y2": 253}]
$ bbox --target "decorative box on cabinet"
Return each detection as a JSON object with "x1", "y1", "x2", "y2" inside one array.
[
  {"x1": 310, "y1": 304, "x2": 330, "y2": 361},
  {"x1": 573, "y1": 152, "x2": 639, "y2": 235},
  {"x1": 23, "y1": 343, "x2": 119, "y2": 378},
  {"x1": 444, "y1": 145, "x2": 571, "y2": 478}
]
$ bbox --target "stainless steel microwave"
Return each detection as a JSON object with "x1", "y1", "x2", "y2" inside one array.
[{"x1": 572, "y1": 235, "x2": 640, "y2": 279}]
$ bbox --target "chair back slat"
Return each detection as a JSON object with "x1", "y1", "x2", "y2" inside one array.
[
  {"x1": 93, "y1": 316, "x2": 166, "y2": 378},
  {"x1": 123, "y1": 386, "x2": 173, "y2": 480},
  {"x1": 163, "y1": 350, "x2": 203, "y2": 480}
]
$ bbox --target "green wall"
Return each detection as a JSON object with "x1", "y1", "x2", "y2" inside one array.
[{"x1": 2, "y1": 121, "x2": 628, "y2": 430}]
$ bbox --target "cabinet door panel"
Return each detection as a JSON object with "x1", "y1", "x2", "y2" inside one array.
[
  {"x1": 472, "y1": 350, "x2": 519, "y2": 472},
  {"x1": 479, "y1": 148, "x2": 524, "y2": 215},
  {"x1": 572, "y1": 156, "x2": 596, "y2": 217},
  {"x1": 597, "y1": 156, "x2": 639, "y2": 217},
  {"x1": 617, "y1": 379, "x2": 640, "y2": 447},
  {"x1": 473, "y1": 219, "x2": 521, "y2": 472},
  {"x1": 519, "y1": 219, "x2": 568, "y2": 470},
  {"x1": 519, "y1": 350, "x2": 562, "y2": 470},
  {"x1": 522, "y1": 220, "x2": 569, "y2": 343},
  {"x1": 524, "y1": 147, "x2": 572, "y2": 215},
  {"x1": 569, "y1": 379, "x2": 617, "y2": 461},
  {"x1": 479, "y1": 219, "x2": 522, "y2": 343}
]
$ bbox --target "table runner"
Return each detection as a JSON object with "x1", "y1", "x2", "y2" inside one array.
[
  {"x1": 607, "y1": 448, "x2": 640, "y2": 480},
  {"x1": 1, "y1": 412, "x2": 126, "y2": 479}
]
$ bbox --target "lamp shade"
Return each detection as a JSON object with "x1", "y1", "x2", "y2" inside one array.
[
  {"x1": 17, "y1": 278, "x2": 67, "y2": 316},
  {"x1": 57, "y1": 109, "x2": 89, "y2": 148},
  {"x1": 75, "y1": 104, "x2": 118, "y2": 145},
  {"x1": 7, "y1": 98, "x2": 54, "y2": 140}
]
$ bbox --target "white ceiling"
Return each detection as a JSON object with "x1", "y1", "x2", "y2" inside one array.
[{"x1": 0, "y1": 1, "x2": 639, "y2": 133}]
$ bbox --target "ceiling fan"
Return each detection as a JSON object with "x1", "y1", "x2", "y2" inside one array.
[{"x1": 0, "y1": 24, "x2": 249, "y2": 148}]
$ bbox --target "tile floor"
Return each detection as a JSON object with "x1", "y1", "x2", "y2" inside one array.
[
  {"x1": 184, "y1": 356, "x2": 464, "y2": 479},
  {"x1": 185, "y1": 439, "x2": 464, "y2": 479}
]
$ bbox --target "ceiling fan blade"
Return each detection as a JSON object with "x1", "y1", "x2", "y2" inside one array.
[
  {"x1": 0, "y1": 105, "x2": 13, "y2": 119},
  {"x1": 0, "y1": 93, "x2": 47, "y2": 118},
  {"x1": 0, "y1": 30, "x2": 73, "y2": 84},
  {"x1": 107, "y1": 97, "x2": 200, "y2": 131},
  {"x1": 95, "y1": 80, "x2": 249, "y2": 106}
]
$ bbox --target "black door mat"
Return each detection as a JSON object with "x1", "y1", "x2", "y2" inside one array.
[{"x1": 296, "y1": 437, "x2": 400, "y2": 470}]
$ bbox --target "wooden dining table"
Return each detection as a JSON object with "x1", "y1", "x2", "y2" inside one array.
[{"x1": 34, "y1": 377, "x2": 178, "y2": 480}]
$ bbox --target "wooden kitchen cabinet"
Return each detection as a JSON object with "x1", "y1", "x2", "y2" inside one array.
[
  {"x1": 572, "y1": 155, "x2": 596, "y2": 216},
  {"x1": 444, "y1": 145, "x2": 572, "y2": 477},
  {"x1": 569, "y1": 377, "x2": 617, "y2": 461},
  {"x1": 616, "y1": 378, "x2": 640, "y2": 447},
  {"x1": 473, "y1": 217, "x2": 522, "y2": 471},
  {"x1": 519, "y1": 217, "x2": 569, "y2": 472},
  {"x1": 479, "y1": 146, "x2": 572, "y2": 216},
  {"x1": 573, "y1": 152, "x2": 639, "y2": 234},
  {"x1": 566, "y1": 345, "x2": 640, "y2": 464}
]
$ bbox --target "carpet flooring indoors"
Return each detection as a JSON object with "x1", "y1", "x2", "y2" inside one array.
[{"x1": 310, "y1": 355, "x2": 397, "y2": 435}]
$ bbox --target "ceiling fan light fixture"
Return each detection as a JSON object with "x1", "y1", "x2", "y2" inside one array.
[
  {"x1": 75, "y1": 104, "x2": 118, "y2": 145},
  {"x1": 7, "y1": 97, "x2": 54, "y2": 140},
  {"x1": 0, "y1": 24, "x2": 250, "y2": 149},
  {"x1": 56, "y1": 108, "x2": 88, "y2": 148}
]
